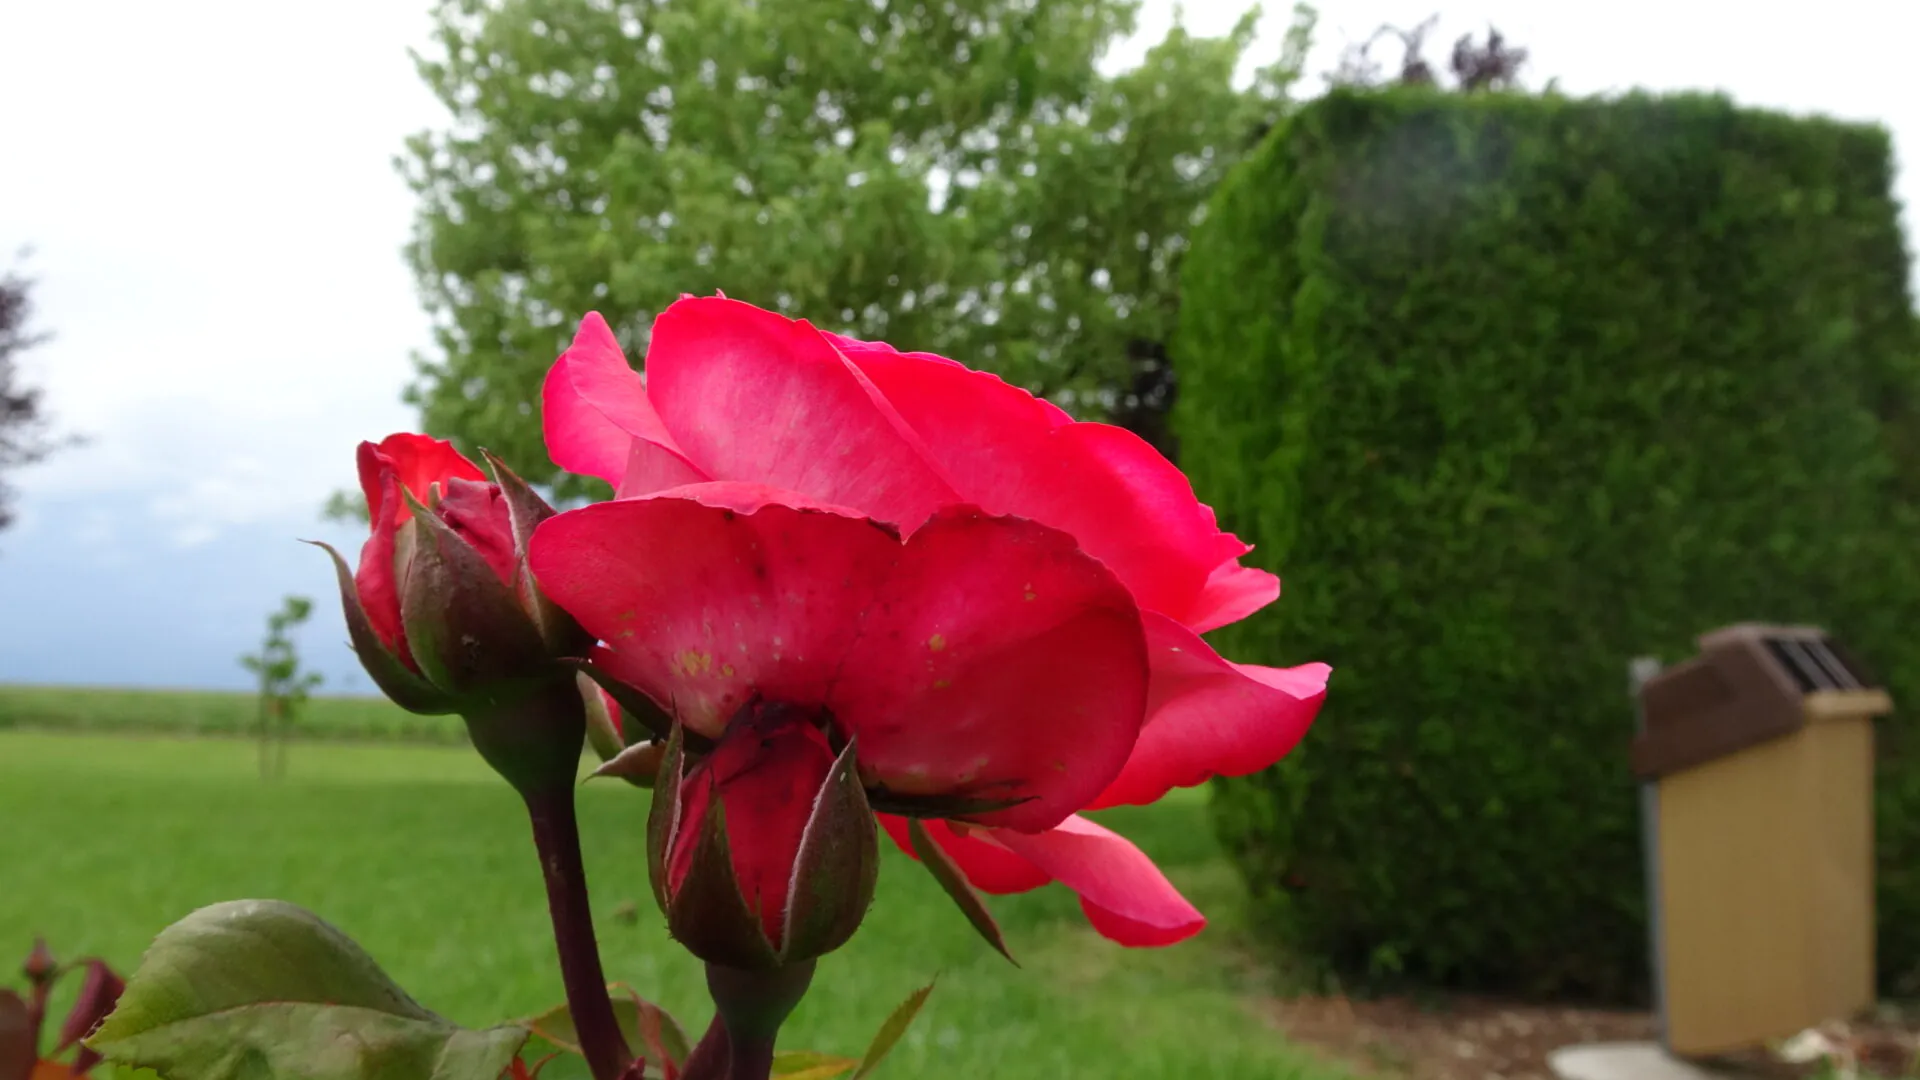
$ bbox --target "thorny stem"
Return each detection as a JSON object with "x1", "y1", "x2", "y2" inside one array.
[{"x1": 524, "y1": 787, "x2": 633, "y2": 1080}]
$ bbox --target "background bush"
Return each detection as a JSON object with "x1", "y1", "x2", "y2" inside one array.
[{"x1": 1176, "y1": 87, "x2": 1920, "y2": 1000}]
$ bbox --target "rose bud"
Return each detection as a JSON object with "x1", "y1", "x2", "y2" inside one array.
[
  {"x1": 20, "y1": 939, "x2": 54, "y2": 987},
  {"x1": 643, "y1": 701, "x2": 878, "y2": 972},
  {"x1": 315, "y1": 433, "x2": 592, "y2": 794}
]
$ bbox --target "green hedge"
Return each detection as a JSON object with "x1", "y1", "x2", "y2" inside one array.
[{"x1": 1176, "y1": 87, "x2": 1920, "y2": 1000}]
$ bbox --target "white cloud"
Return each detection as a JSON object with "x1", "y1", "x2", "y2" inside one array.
[
  {"x1": 1, "y1": 0, "x2": 1916, "y2": 644},
  {"x1": 1, "y1": 0, "x2": 442, "y2": 527},
  {"x1": 1124, "y1": 2, "x2": 1919, "y2": 286},
  {"x1": 72, "y1": 508, "x2": 116, "y2": 548},
  {"x1": 3, "y1": 0, "x2": 1915, "y2": 536}
]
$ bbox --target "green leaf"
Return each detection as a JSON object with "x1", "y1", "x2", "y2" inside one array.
[
  {"x1": 907, "y1": 819, "x2": 1016, "y2": 965},
  {"x1": 851, "y1": 983, "x2": 934, "y2": 1080},
  {"x1": 771, "y1": 1050, "x2": 860, "y2": 1080},
  {"x1": 621, "y1": 986, "x2": 691, "y2": 1072},
  {"x1": 519, "y1": 984, "x2": 689, "y2": 1072},
  {"x1": 89, "y1": 899, "x2": 526, "y2": 1080}
]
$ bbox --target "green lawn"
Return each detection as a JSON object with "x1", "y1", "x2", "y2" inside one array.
[
  {"x1": 0, "y1": 683, "x2": 463, "y2": 743},
  {"x1": 1, "y1": 731, "x2": 1343, "y2": 1080}
]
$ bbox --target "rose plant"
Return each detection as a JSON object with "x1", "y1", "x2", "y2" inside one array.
[
  {"x1": 3, "y1": 939, "x2": 123, "y2": 1080},
  {"x1": 91, "y1": 294, "x2": 1328, "y2": 1080}
]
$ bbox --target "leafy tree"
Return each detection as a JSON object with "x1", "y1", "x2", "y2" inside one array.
[
  {"x1": 0, "y1": 264, "x2": 62, "y2": 533},
  {"x1": 320, "y1": 488, "x2": 370, "y2": 525},
  {"x1": 240, "y1": 595, "x2": 324, "y2": 781},
  {"x1": 402, "y1": 0, "x2": 1315, "y2": 484}
]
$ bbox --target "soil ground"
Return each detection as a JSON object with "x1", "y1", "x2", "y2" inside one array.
[{"x1": 1265, "y1": 995, "x2": 1920, "y2": 1080}]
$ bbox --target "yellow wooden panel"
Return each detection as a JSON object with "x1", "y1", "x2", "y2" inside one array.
[
  {"x1": 1658, "y1": 729, "x2": 1815, "y2": 1054},
  {"x1": 1655, "y1": 717, "x2": 1876, "y2": 1056},
  {"x1": 1802, "y1": 720, "x2": 1875, "y2": 1015}
]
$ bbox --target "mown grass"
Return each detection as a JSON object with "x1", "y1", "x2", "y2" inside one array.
[
  {"x1": 0, "y1": 683, "x2": 464, "y2": 743},
  {"x1": 1, "y1": 732, "x2": 1343, "y2": 1080}
]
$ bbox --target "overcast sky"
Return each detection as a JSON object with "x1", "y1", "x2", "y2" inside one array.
[{"x1": 2, "y1": 0, "x2": 1915, "y2": 689}]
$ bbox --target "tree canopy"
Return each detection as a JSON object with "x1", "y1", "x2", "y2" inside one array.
[{"x1": 401, "y1": 0, "x2": 1313, "y2": 490}]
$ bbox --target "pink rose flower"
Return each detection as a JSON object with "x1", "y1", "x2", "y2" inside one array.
[{"x1": 531, "y1": 297, "x2": 1329, "y2": 947}]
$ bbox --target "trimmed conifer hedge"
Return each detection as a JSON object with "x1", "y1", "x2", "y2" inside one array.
[{"x1": 1176, "y1": 87, "x2": 1920, "y2": 999}]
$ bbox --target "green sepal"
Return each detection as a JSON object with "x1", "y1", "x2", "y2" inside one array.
[
  {"x1": 780, "y1": 739, "x2": 878, "y2": 964},
  {"x1": 591, "y1": 741, "x2": 665, "y2": 787},
  {"x1": 580, "y1": 671, "x2": 626, "y2": 763},
  {"x1": 908, "y1": 819, "x2": 1017, "y2": 965},
  {"x1": 480, "y1": 449, "x2": 589, "y2": 657},
  {"x1": 306, "y1": 540, "x2": 454, "y2": 715},
  {"x1": 865, "y1": 787, "x2": 1035, "y2": 821},
  {"x1": 645, "y1": 724, "x2": 687, "y2": 915},
  {"x1": 88, "y1": 899, "x2": 526, "y2": 1080},
  {"x1": 667, "y1": 795, "x2": 782, "y2": 971},
  {"x1": 397, "y1": 486, "x2": 551, "y2": 702},
  {"x1": 569, "y1": 660, "x2": 699, "y2": 750}
]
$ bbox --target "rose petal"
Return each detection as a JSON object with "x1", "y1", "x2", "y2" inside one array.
[
  {"x1": 994, "y1": 815, "x2": 1205, "y2": 947},
  {"x1": 543, "y1": 312, "x2": 708, "y2": 492},
  {"x1": 1186, "y1": 562, "x2": 1283, "y2": 635},
  {"x1": 357, "y1": 433, "x2": 486, "y2": 527},
  {"x1": 831, "y1": 505, "x2": 1148, "y2": 832},
  {"x1": 529, "y1": 485, "x2": 1150, "y2": 830},
  {"x1": 352, "y1": 435, "x2": 487, "y2": 662},
  {"x1": 844, "y1": 344, "x2": 1270, "y2": 629},
  {"x1": 1089, "y1": 612, "x2": 1329, "y2": 810},
  {"x1": 644, "y1": 297, "x2": 960, "y2": 529},
  {"x1": 530, "y1": 482, "x2": 901, "y2": 739},
  {"x1": 824, "y1": 332, "x2": 1075, "y2": 426},
  {"x1": 877, "y1": 815, "x2": 1052, "y2": 895},
  {"x1": 674, "y1": 706, "x2": 837, "y2": 949},
  {"x1": 436, "y1": 477, "x2": 517, "y2": 587}
]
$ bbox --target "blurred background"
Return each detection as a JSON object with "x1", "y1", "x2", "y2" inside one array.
[{"x1": 4, "y1": 2, "x2": 1919, "y2": 1078}]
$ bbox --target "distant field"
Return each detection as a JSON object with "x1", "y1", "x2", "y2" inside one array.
[
  {"x1": 0, "y1": 684, "x2": 465, "y2": 744},
  {"x1": 2, "y1": 731, "x2": 1338, "y2": 1080}
]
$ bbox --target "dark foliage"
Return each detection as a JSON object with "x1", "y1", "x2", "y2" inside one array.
[{"x1": 1178, "y1": 88, "x2": 1920, "y2": 1000}]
